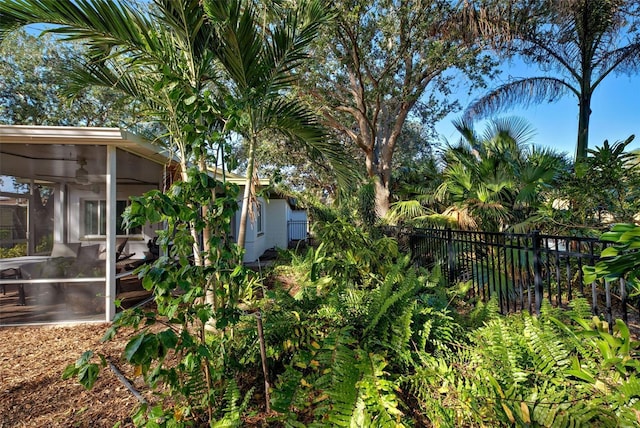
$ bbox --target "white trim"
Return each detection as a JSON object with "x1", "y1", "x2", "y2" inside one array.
[
  {"x1": 0, "y1": 125, "x2": 172, "y2": 166},
  {"x1": 105, "y1": 146, "x2": 117, "y2": 321},
  {"x1": 0, "y1": 125, "x2": 141, "y2": 143},
  {"x1": 0, "y1": 277, "x2": 105, "y2": 285}
]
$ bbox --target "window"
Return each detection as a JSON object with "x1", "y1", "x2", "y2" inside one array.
[
  {"x1": 256, "y1": 202, "x2": 263, "y2": 235},
  {"x1": 83, "y1": 200, "x2": 141, "y2": 237}
]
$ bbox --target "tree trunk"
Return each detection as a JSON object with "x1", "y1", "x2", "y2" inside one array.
[
  {"x1": 237, "y1": 136, "x2": 256, "y2": 252},
  {"x1": 198, "y1": 157, "x2": 219, "y2": 315},
  {"x1": 181, "y1": 161, "x2": 202, "y2": 266},
  {"x1": 374, "y1": 176, "x2": 390, "y2": 218},
  {"x1": 364, "y1": 149, "x2": 391, "y2": 219},
  {"x1": 576, "y1": 91, "x2": 592, "y2": 161}
]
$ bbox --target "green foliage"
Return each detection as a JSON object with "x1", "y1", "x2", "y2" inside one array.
[
  {"x1": 210, "y1": 380, "x2": 255, "y2": 428},
  {"x1": 63, "y1": 169, "x2": 258, "y2": 426},
  {"x1": 584, "y1": 223, "x2": 640, "y2": 295},
  {"x1": 548, "y1": 138, "x2": 640, "y2": 234},
  {"x1": 57, "y1": 196, "x2": 640, "y2": 426},
  {"x1": 0, "y1": 243, "x2": 26, "y2": 258},
  {"x1": 0, "y1": 29, "x2": 137, "y2": 126},
  {"x1": 271, "y1": 329, "x2": 406, "y2": 427},
  {"x1": 436, "y1": 117, "x2": 567, "y2": 232},
  {"x1": 276, "y1": 217, "x2": 401, "y2": 293},
  {"x1": 61, "y1": 351, "x2": 106, "y2": 390},
  {"x1": 311, "y1": 217, "x2": 399, "y2": 281},
  {"x1": 404, "y1": 300, "x2": 640, "y2": 427},
  {"x1": 467, "y1": 296, "x2": 502, "y2": 327},
  {"x1": 357, "y1": 180, "x2": 377, "y2": 227},
  {"x1": 265, "y1": 219, "x2": 464, "y2": 425}
]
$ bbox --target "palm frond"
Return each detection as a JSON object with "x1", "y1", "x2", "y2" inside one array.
[
  {"x1": 464, "y1": 77, "x2": 576, "y2": 121},
  {"x1": 594, "y1": 42, "x2": 640, "y2": 82},
  {"x1": 411, "y1": 213, "x2": 458, "y2": 229},
  {"x1": 441, "y1": 206, "x2": 477, "y2": 230},
  {"x1": 204, "y1": 0, "x2": 264, "y2": 91},
  {"x1": 386, "y1": 200, "x2": 430, "y2": 224},
  {"x1": 262, "y1": 98, "x2": 354, "y2": 187},
  {"x1": 265, "y1": 0, "x2": 331, "y2": 90},
  {"x1": 451, "y1": 116, "x2": 479, "y2": 145},
  {"x1": 63, "y1": 57, "x2": 151, "y2": 101},
  {"x1": 0, "y1": 0, "x2": 152, "y2": 58},
  {"x1": 483, "y1": 116, "x2": 536, "y2": 146}
]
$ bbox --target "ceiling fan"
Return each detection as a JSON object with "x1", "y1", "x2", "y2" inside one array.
[
  {"x1": 74, "y1": 157, "x2": 90, "y2": 184},
  {"x1": 34, "y1": 157, "x2": 104, "y2": 185}
]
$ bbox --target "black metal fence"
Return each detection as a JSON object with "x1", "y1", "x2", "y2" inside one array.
[{"x1": 387, "y1": 227, "x2": 634, "y2": 325}]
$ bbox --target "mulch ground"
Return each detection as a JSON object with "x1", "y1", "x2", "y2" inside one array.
[{"x1": 0, "y1": 322, "x2": 156, "y2": 428}]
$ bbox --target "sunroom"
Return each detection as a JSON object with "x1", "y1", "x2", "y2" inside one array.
[{"x1": 0, "y1": 125, "x2": 169, "y2": 325}]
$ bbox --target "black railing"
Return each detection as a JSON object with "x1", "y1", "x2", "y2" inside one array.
[
  {"x1": 288, "y1": 220, "x2": 308, "y2": 242},
  {"x1": 386, "y1": 227, "x2": 633, "y2": 325}
]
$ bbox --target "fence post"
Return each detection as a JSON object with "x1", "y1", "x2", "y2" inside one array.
[
  {"x1": 620, "y1": 278, "x2": 628, "y2": 324},
  {"x1": 532, "y1": 230, "x2": 543, "y2": 315},
  {"x1": 446, "y1": 227, "x2": 455, "y2": 283}
]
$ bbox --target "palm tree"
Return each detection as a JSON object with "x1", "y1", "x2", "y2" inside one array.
[
  {"x1": 464, "y1": 0, "x2": 640, "y2": 161},
  {"x1": 436, "y1": 117, "x2": 567, "y2": 232},
  {"x1": 202, "y1": 0, "x2": 349, "y2": 251}
]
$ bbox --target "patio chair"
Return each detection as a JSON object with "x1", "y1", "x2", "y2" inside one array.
[
  {"x1": 115, "y1": 238, "x2": 136, "y2": 262},
  {"x1": 1, "y1": 267, "x2": 25, "y2": 305},
  {"x1": 49, "y1": 242, "x2": 81, "y2": 258},
  {"x1": 15, "y1": 243, "x2": 89, "y2": 306}
]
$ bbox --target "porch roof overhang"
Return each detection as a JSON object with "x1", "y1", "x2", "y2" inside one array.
[
  {"x1": 0, "y1": 125, "x2": 271, "y2": 188},
  {"x1": 0, "y1": 125, "x2": 171, "y2": 166},
  {"x1": 217, "y1": 172, "x2": 270, "y2": 187}
]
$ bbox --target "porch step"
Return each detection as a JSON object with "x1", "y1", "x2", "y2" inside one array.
[{"x1": 117, "y1": 290, "x2": 152, "y2": 309}]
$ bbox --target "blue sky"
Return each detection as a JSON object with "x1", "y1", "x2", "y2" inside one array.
[{"x1": 434, "y1": 63, "x2": 640, "y2": 160}]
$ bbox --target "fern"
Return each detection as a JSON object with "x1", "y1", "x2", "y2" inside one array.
[
  {"x1": 472, "y1": 317, "x2": 529, "y2": 386},
  {"x1": 313, "y1": 329, "x2": 361, "y2": 426},
  {"x1": 364, "y1": 258, "x2": 416, "y2": 334},
  {"x1": 353, "y1": 351, "x2": 405, "y2": 427},
  {"x1": 538, "y1": 298, "x2": 564, "y2": 321},
  {"x1": 531, "y1": 397, "x2": 616, "y2": 428},
  {"x1": 546, "y1": 316, "x2": 599, "y2": 365},
  {"x1": 616, "y1": 376, "x2": 640, "y2": 423},
  {"x1": 179, "y1": 356, "x2": 210, "y2": 411},
  {"x1": 467, "y1": 296, "x2": 501, "y2": 327},
  {"x1": 211, "y1": 380, "x2": 255, "y2": 427},
  {"x1": 273, "y1": 327, "x2": 408, "y2": 427},
  {"x1": 271, "y1": 366, "x2": 305, "y2": 414},
  {"x1": 339, "y1": 287, "x2": 370, "y2": 326},
  {"x1": 567, "y1": 297, "x2": 593, "y2": 321},
  {"x1": 617, "y1": 376, "x2": 640, "y2": 403},
  {"x1": 361, "y1": 258, "x2": 430, "y2": 362},
  {"x1": 389, "y1": 300, "x2": 416, "y2": 364},
  {"x1": 415, "y1": 306, "x2": 457, "y2": 354},
  {"x1": 523, "y1": 312, "x2": 571, "y2": 375}
]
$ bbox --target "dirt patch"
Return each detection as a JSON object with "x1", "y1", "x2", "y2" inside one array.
[{"x1": 0, "y1": 323, "x2": 156, "y2": 427}]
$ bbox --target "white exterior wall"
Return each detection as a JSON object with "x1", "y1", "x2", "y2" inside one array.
[
  {"x1": 289, "y1": 209, "x2": 307, "y2": 222},
  {"x1": 235, "y1": 197, "x2": 294, "y2": 262},
  {"x1": 236, "y1": 196, "x2": 267, "y2": 262},
  {"x1": 265, "y1": 199, "x2": 289, "y2": 251}
]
